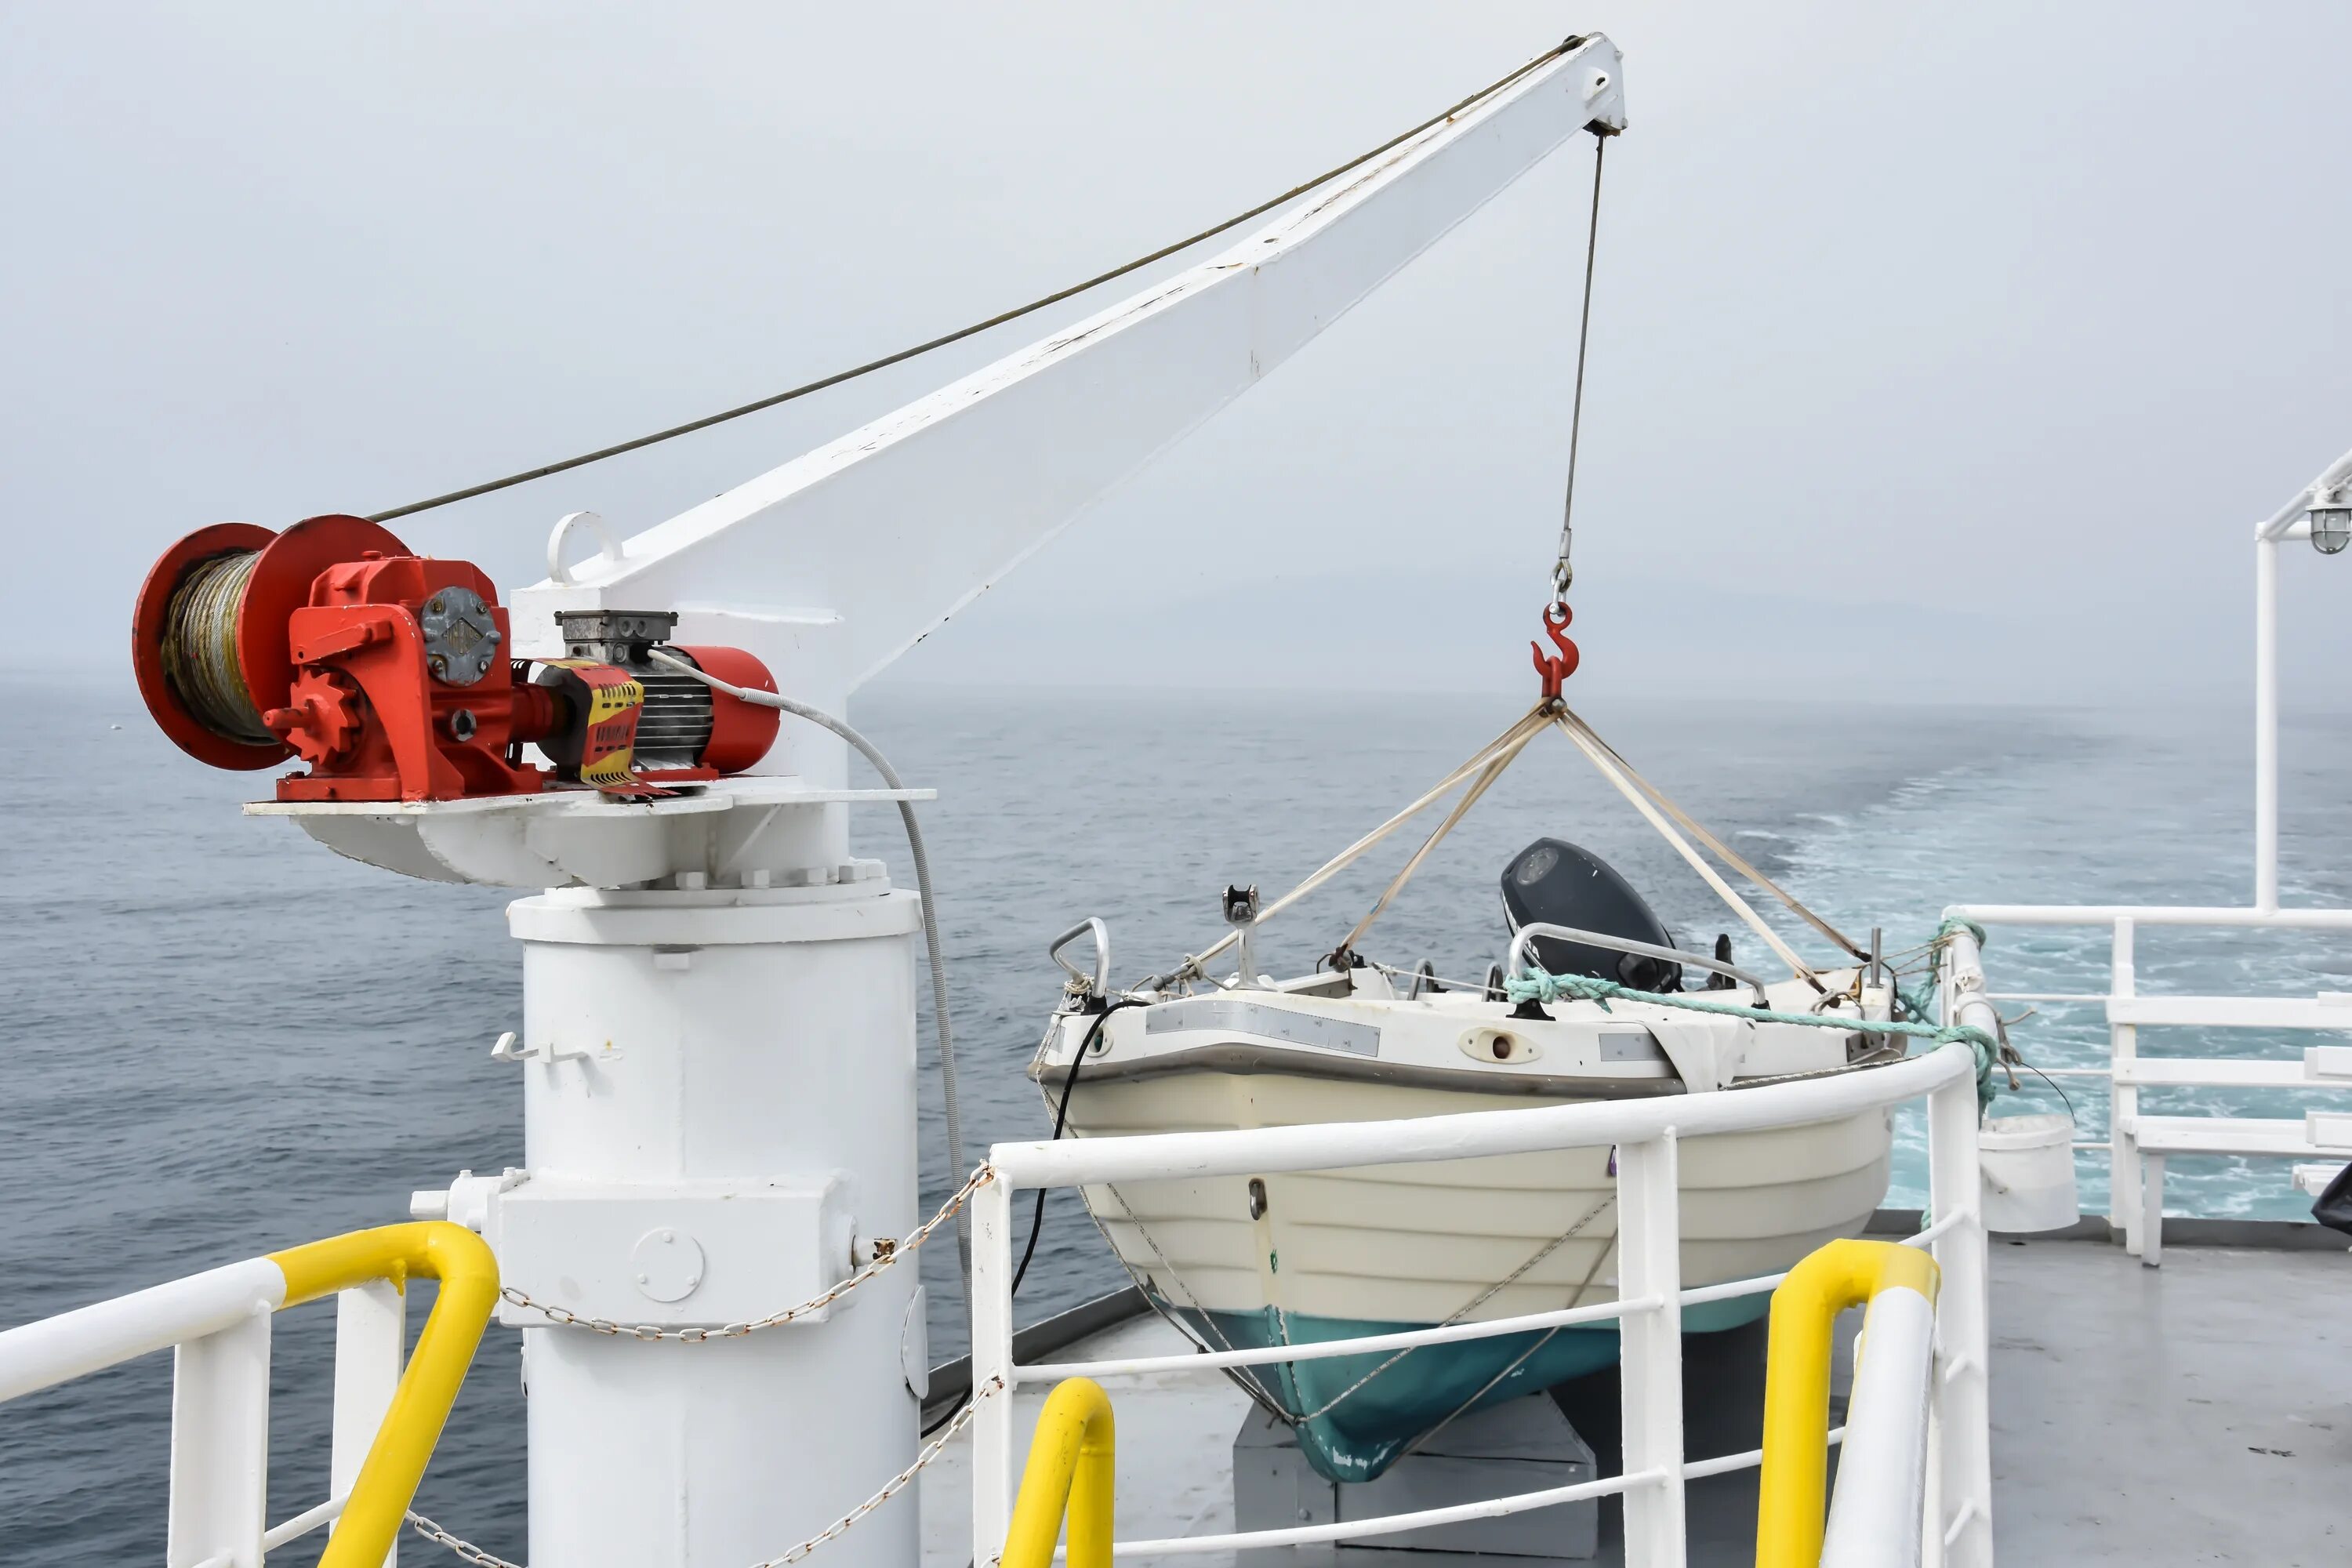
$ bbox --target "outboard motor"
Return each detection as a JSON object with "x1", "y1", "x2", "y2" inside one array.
[{"x1": 1501, "y1": 837, "x2": 1683, "y2": 992}]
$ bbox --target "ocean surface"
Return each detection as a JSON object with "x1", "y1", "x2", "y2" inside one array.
[{"x1": 5, "y1": 677, "x2": 2349, "y2": 1562}]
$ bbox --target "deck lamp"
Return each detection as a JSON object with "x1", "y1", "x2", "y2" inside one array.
[{"x1": 2310, "y1": 489, "x2": 2352, "y2": 555}]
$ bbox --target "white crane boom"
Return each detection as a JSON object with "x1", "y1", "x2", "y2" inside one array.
[{"x1": 510, "y1": 36, "x2": 1625, "y2": 698}]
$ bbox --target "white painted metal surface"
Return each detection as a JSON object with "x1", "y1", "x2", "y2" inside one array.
[
  {"x1": 967, "y1": 1174, "x2": 1018, "y2": 1568},
  {"x1": 2105, "y1": 993, "x2": 2352, "y2": 1029},
  {"x1": 332, "y1": 1280, "x2": 405, "y2": 1568},
  {"x1": 2116, "y1": 1056, "x2": 2343, "y2": 1087},
  {"x1": 995, "y1": 1046, "x2": 1962, "y2": 1189},
  {"x1": 504, "y1": 34, "x2": 1629, "y2": 879},
  {"x1": 1947, "y1": 903, "x2": 2352, "y2": 1266},
  {"x1": 2253, "y1": 444, "x2": 2352, "y2": 909},
  {"x1": 2130, "y1": 1115, "x2": 2352, "y2": 1156},
  {"x1": 1820, "y1": 1283, "x2": 1936, "y2": 1568},
  {"x1": 245, "y1": 779, "x2": 926, "y2": 890},
  {"x1": 1052, "y1": 1041, "x2": 1892, "y2": 1327},
  {"x1": 161, "y1": 42, "x2": 1648, "y2": 1568},
  {"x1": 1617, "y1": 1132, "x2": 1689, "y2": 1567},
  {"x1": 497, "y1": 882, "x2": 925, "y2": 1568},
  {"x1": 0, "y1": 1257, "x2": 283, "y2": 1403},
  {"x1": 168, "y1": 1308, "x2": 273, "y2": 1568},
  {"x1": 0, "y1": 1256, "x2": 448, "y2": 1566},
  {"x1": 970, "y1": 1041, "x2": 1987, "y2": 1568},
  {"x1": 1949, "y1": 904, "x2": 2352, "y2": 929},
  {"x1": 0, "y1": 1253, "x2": 448, "y2": 1565}
]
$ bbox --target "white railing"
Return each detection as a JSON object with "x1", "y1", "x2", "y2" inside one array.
[
  {"x1": 1816, "y1": 1254, "x2": 1941, "y2": 1568},
  {"x1": 0, "y1": 1265, "x2": 401, "y2": 1566},
  {"x1": 968, "y1": 1040, "x2": 1994, "y2": 1568},
  {"x1": 1944, "y1": 905, "x2": 2352, "y2": 1262},
  {"x1": 0, "y1": 1223, "x2": 494, "y2": 1568}
]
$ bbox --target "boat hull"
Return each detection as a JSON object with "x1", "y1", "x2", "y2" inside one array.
[{"x1": 1062, "y1": 1069, "x2": 1893, "y2": 1482}]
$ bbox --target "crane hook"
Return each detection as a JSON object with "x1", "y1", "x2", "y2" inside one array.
[{"x1": 1531, "y1": 601, "x2": 1581, "y2": 703}]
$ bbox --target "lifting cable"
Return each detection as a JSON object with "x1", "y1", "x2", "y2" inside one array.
[
  {"x1": 1132, "y1": 83, "x2": 1860, "y2": 995},
  {"x1": 363, "y1": 38, "x2": 1591, "y2": 525},
  {"x1": 1551, "y1": 132, "x2": 1607, "y2": 601}
]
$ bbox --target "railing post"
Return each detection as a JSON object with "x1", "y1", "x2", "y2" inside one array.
[
  {"x1": 167, "y1": 1305, "x2": 272, "y2": 1568},
  {"x1": 971, "y1": 1171, "x2": 1017, "y2": 1568},
  {"x1": 1921, "y1": 1380, "x2": 1944, "y2": 1567},
  {"x1": 332, "y1": 1280, "x2": 408, "y2": 1567},
  {"x1": 1926, "y1": 1074, "x2": 1992, "y2": 1568},
  {"x1": 2255, "y1": 530, "x2": 2281, "y2": 913},
  {"x1": 2109, "y1": 917, "x2": 2141, "y2": 1251},
  {"x1": 1616, "y1": 1130, "x2": 1686, "y2": 1567}
]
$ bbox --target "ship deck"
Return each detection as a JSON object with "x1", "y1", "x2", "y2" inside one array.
[{"x1": 919, "y1": 1221, "x2": 2350, "y2": 1566}]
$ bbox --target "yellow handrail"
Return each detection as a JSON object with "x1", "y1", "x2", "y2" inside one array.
[
  {"x1": 267, "y1": 1221, "x2": 500, "y2": 1568},
  {"x1": 1001, "y1": 1377, "x2": 1116, "y2": 1568},
  {"x1": 1754, "y1": 1238, "x2": 1941, "y2": 1568}
]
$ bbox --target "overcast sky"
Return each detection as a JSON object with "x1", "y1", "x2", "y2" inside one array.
[{"x1": 5, "y1": 2, "x2": 2349, "y2": 709}]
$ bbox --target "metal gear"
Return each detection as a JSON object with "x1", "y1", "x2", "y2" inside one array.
[{"x1": 266, "y1": 667, "x2": 365, "y2": 764}]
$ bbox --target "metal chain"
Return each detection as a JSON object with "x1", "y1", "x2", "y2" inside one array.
[
  {"x1": 749, "y1": 1385, "x2": 992, "y2": 1567},
  {"x1": 405, "y1": 1510, "x2": 527, "y2": 1568},
  {"x1": 501, "y1": 1165, "x2": 993, "y2": 1341},
  {"x1": 403, "y1": 1380, "x2": 999, "y2": 1568}
]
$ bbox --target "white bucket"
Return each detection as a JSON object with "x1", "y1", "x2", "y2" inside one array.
[{"x1": 1977, "y1": 1113, "x2": 2080, "y2": 1233}]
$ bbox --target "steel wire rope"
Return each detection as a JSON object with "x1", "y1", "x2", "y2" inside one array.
[
  {"x1": 1550, "y1": 132, "x2": 1607, "y2": 598},
  {"x1": 365, "y1": 38, "x2": 1593, "y2": 524}
]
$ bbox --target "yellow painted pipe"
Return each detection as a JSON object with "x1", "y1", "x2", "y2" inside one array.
[
  {"x1": 1001, "y1": 1377, "x2": 1116, "y2": 1568},
  {"x1": 268, "y1": 1221, "x2": 500, "y2": 1568},
  {"x1": 1754, "y1": 1238, "x2": 1940, "y2": 1568}
]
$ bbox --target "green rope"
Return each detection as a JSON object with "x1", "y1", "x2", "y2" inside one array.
[
  {"x1": 1503, "y1": 964, "x2": 2001, "y2": 1109},
  {"x1": 1893, "y1": 914, "x2": 1991, "y2": 1027}
]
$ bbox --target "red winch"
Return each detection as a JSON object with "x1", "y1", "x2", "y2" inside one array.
[{"x1": 132, "y1": 514, "x2": 779, "y2": 802}]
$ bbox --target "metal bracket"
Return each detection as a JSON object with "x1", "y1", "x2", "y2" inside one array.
[
  {"x1": 489, "y1": 1030, "x2": 600, "y2": 1066},
  {"x1": 546, "y1": 510, "x2": 624, "y2": 586}
]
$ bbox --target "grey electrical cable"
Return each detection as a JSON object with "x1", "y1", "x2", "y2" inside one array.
[
  {"x1": 363, "y1": 37, "x2": 1588, "y2": 524},
  {"x1": 646, "y1": 650, "x2": 971, "y2": 1289}
]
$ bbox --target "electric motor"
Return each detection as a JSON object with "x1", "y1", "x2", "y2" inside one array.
[{"x1": 132, "y1": 515, "x2": 779, "y2": 802}]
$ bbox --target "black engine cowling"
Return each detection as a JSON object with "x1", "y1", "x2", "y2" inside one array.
[{"x1": 1501, "y1": 837, "x2": 1683, "y2": 993}]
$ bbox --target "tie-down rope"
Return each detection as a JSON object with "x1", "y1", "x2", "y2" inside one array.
[{"x1": 1502, "y1": 967, "x2": 2000, "y2": 1111}]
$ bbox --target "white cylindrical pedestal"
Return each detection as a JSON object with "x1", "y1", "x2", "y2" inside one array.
[{"x1": 507, "y1": 884, "x2": 922, "y2": 1568}]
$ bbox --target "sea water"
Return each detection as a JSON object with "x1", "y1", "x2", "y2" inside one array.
[{"x1": 4, "y1": 678, "x2": 2346, "y2": 1561}]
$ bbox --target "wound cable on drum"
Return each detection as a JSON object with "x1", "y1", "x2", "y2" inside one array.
[{"x1": 161, "y1": 550, "x2": 272, "y2": 744}]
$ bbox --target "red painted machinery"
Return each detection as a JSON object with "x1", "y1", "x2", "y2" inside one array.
[{"x1": 132, "y1": 514, "x2": 779, "y2": 802}]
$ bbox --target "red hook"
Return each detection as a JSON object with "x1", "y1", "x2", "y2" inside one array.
[{"x1": 1531, "y1": 601, "x2": 1581, "y2": 702}]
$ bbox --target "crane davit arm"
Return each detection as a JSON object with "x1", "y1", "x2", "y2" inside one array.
[{"x1": 508, "y1": 36, "x2": 1627, "y2": 701}]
